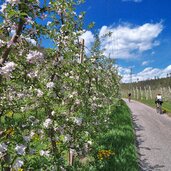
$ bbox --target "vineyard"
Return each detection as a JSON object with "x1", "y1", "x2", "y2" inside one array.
[
  {"x1": 121, "y1": 77, "x2": 171, "y2": 112},
  {"x1": 0, "y1": 0, "x2": 138, "y2": 170}
]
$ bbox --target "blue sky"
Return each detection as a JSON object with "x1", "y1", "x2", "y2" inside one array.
[
  {"x1": 1, "y1": 0, "x2": 171, "y2": 82},
  {"x1": 78, "y1": 0, "x2": 171, "y2": 82}
]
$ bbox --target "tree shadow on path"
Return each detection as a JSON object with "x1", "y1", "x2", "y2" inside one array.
[{"x1": 132, "y1": 115, "x2": 165, "y2": 171}]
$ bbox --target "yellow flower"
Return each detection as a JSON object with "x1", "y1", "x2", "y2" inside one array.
[
  {"x1": 33, "y1": 134, "x2": 39, "y2": 141},
  {"x1": 5, "y1": 128, "x2": 14, "y2": 136},
  {"x1": 18, "y1": 168, "x2": 23, "y2": 171},
  {"x1": 97, "y1": 150, "x2": 115, "y2": 160},
  {"x1": 6, "y1": 111, "x2": 13, "y2": 117},
  {"x1": 56, "y1": 141, "x2": 61, "y2": 145}
]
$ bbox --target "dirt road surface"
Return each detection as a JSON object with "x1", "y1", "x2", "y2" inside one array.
[{"x1": 124, "y1": 99, "x2": 171, "y2": 171}]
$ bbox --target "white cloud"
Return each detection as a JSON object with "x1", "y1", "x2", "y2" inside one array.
[
  {"x1": 119, "y1": 65, "x2": 171, "y2": 83},
  {"x1": 99, "y1": 22, "x2": 163, "y2": 59},
  {"x1": 141, "y1": 60, "x2": 150, "y2": 66},
  {"x1": 122, "y1": 0, "x2": 142, "y2": 2}
]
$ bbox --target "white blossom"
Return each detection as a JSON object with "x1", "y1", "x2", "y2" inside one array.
[
  {"x1": 0, "y1": 39, "x2": 5, "y2": 47},
  {"x1": 15, "y1": 144, "x2": 26, "y2": 155},
  {"x1": 6, "y1": 0, "x2": 20, "y2": 5},
  {"x1": 75, "y1": 99, "x2": 80, "y2": 105},
  {"x1": 27, "y1": 70, "x2": 38, "y2": 78},
  {"x1": 46, "y1": 82, "x2": 55, "y2": 89},
  {"x1": 30, "y1": 130, "x2": 35, "y2": 138},
  {"x1": 64, "y1": 134, "x2": 71, "y2": 142},
  {"x1": 79, "y1": 14, "x2": 83, "y2": 19},
  {"x1": 51, "y1": 111, "x2": 55, "y2": 116},
  {"x1": 26, "y1": 50, "x2": 44, "y2": 63},
  {"x1": 0, "y1": 61, "x2": 16, "y2": 75},
  {"x1": 36, "y1": 0, "x2": 39, "y2": 4},
  {"x1": 87, "y1": 140, "x2": 92, "y2": 145},
  {"x1": 40, "y1": 150, "x2": 50, "y2": 157},
  {"x1": 17, "y1": 93, "x2": 25, "y2": 98},
  {"x1": 0, "y1": 143, "x2": 8, "y2": 153},
  {"x1": 36, "y1": 89, "x2": 44, "y2": 97},
  {"x1": 47, "y1": 21, "x2": 52, "y2": 26},
  {"x1": 26, "y1": 16, "x2": 34, "y2": 24},
  {"x1": 0, "y1": 3, "x2": 7, "y2": 13},
  {"x1": 74, "y1": 117, "x2": 82, "y2": 126},
  {"x1": 23, "y1": 136, "x2": 31, "y2": 143},
  {"x1": 13, "y1": 159, "x2": 24, "y2": 170},
  {"x1": 43, "y1": 118, "x2": 52, "y2": 128}
]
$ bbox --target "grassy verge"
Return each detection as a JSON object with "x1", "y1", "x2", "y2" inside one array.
[
  {"x1": 139, "y1": 99, "x2": 171, "y2": 116},
  {"x1": 83, "y1": 100, "x2": 139, "y2": 171}
]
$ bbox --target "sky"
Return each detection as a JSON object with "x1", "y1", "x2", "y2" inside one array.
[
  {"x1": 78, "y1": 0, "x2": 171, "y2": 82},
  {"x1": 1, "y1": 0, "x2": 171, "y2": 83}
]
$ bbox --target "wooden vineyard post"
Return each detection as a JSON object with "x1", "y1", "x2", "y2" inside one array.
[
  {"x1": 136, "y1": 87, "x2": 139, "y2": 100},
  {"x1": 69, "y1": 148, "x2": 75, "y2": 166},
  {"x1": 144, "y1": 87, "x2": 148, "y2": 100},
  {"x1": 160, "y1": 87, "x2": 163, "y2": 95},
  {"x1": 80, "y1": 38, "x2": 84, "y2": 63},
  {"x1": 168, "y1": 86, "x2": 171, "y2": 93},
  {"x1": 133, "y1": 88, "x2": 136, "y2": 99},
  {"x1": 149, "y1": 86, "x2": 152, "y2": 99},
  {"x1": 140, "y1": 87, "x2": 143, "y2": 100}
]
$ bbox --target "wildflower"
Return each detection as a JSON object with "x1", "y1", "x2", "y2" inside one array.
[
  {"x1": 15, "y1": 144, "x2": 26, "y2": 155},
  {"x1": 46, "y1": 82, "x2": 55, "y2": 89},
  {"x1": 43, "y1": 118, "x2": 52, "y2": 128},
  {"x1": 18, "y1": 168, "x2": 24, "y2": 171},
  {"x1": 97, "y1": 150, "x2": 114, "y2": 160},
  {"x1": 5, "y1": 128, "x2": 14, "y2": 136},
  {"x1": 6, "y1": 111, "x2": 13, "y2": 117}
]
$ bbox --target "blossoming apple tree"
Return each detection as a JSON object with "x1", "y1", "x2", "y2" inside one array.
[{"x1": 0, "y1": 0, "x2": 120, "y2": 170}]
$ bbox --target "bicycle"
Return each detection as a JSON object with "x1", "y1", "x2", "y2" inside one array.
[{"x1": 156, "y1": 102, "x2": 162, "y2": 114}]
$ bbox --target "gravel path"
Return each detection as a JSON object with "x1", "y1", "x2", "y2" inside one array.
[{"x1": 124, "y1": 99, "x2": 171, "y2": 171}]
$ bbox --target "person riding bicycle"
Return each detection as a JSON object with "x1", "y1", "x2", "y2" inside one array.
[
  {"x1": 128, "y1": 93, "x2": 131, "y2": 102},
  {"x1": 155, "y1": 93, "x2": 163, "y2": 113}
]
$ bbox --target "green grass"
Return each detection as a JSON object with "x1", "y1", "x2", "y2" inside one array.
[
  {"x1": 83, "y1": 100, "x2": 139, "y2": 171},
  {"x1": 139, "y1": 99, "x2": 171, "y2": 115}
]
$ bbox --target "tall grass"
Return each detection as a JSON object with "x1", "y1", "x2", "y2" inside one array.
[{"x1": 82, "y1": 100, "x2": 139, "y2": 171}]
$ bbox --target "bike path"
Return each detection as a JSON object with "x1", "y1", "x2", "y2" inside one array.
[{"x1": 124, "y1": 99, "x2": 171, "y2": 171}]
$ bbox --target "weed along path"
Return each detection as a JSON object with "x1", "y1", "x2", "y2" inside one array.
[{"x1": 124, "y1": 99, "x2": 171, "y2": 171}]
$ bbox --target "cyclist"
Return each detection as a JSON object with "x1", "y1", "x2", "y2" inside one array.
[
  {"x1": 155, "y1": 93, "x2": 163, "y2": 114},
  {"x1": 128, "y1": 93, "x2": 131, "y2": 102}
]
